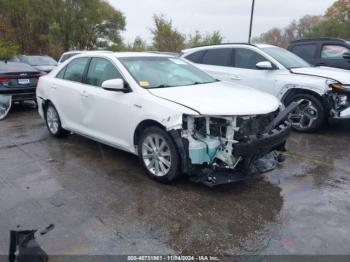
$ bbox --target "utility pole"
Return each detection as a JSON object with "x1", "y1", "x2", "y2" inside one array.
[{"x1": 248, "y1": 0, "x2": 256, "y2": 43}]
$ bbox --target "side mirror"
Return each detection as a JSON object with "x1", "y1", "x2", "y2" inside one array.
[
  {"x1": 101, "y1": 79, "x2": 129, "y2": 92},
  {"x1": 256, "y1": 61, "x2": 274, "y2": 70},
  {"x1": 343, "y1": 52, "x2": 350, "y2": 59}
]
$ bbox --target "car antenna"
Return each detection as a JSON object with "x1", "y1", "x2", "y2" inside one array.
[{"x1": 248, "y1": 0, "x2": 256, "y2": 44}]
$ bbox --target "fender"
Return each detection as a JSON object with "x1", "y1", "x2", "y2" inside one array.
[{"x1": 278, "y1": 83, "x2": 327, "y2": 103}]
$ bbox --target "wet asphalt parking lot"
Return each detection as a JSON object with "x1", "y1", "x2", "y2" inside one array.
[{"x1": 0, "y1": 104, "x2": 350, "y2": 257}]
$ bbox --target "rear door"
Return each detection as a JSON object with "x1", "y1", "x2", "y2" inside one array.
[
  {"x1": 185, "y1": 48, "x2": 236, "y2": 81},
  {"x1": 319, "y1": 43, "x2": 350, "y2": 70},
  {"x1": 52, "y1": 57, "x2": 90, "y2": 131}
]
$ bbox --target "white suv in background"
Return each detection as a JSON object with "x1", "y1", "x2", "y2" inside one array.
[{"x1": 182, "y1": 44, "x2": 350, "y2": 132}]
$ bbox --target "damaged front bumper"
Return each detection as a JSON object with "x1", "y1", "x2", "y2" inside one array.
[
  {"x1": 190, "y1": 152, "x2": 286, "y2": 187},
  {"x1": 170, "y1": 111, "x2": 291, "y2": 187}
]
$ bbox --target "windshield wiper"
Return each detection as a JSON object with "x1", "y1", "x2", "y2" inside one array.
[
  {"x1": 150, "y1": 84, "x2": 174, "y2": 88},
  {"x1": 191, "y1": 81, "x2": 217, "y2": 85}
]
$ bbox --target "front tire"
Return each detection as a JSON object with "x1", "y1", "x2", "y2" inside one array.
[
  {"x1": 285, "y1": 94, "x2": 326, "y2": 133},
  {"x1": 138, "y1": 126, "x2": 181, "y2": 183},
  {"x1": 45, "y1": 103, "x2": 69, "y2": 138}
]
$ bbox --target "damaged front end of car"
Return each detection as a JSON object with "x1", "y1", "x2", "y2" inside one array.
[{"x1": 169, "y1": 109, "x2": 292, "y2": 187}]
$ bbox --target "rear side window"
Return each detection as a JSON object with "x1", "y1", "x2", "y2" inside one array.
[
  {"x1": 60, "y1": 53, "x2": 79, "y2": 63},
  {"x1": 291, "y1": 44, "x2": 317, "y2": 59},
  {"x1": 233, "y1": 48, "x2": 266, "y2": 69},
  {"x1": 321, "y1": 45, "x2": 349, "y2": 59},
  {"x1": 86, "y1": 58, "x2": 123, "y2": 87},
  {"x1": 63, "y1": 57, "x2": 90, "y2": 82},
  {"x1": 185, "y1": 50, "x2": 206, "y2": 63},
  {"x1": 10, "y1": 56, "x2": 21, "y2": 62},
  {"x1": 56, "y1": 68, "x2": 66, "y2": 79},
  {"x1": 201, "y1": 48, "x2": 233, "y2": 67}
]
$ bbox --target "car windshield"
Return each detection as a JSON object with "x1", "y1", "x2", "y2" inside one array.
[
  {"x1": 119, "y1": 56, "x2": 216, "y2": 88},
  {"x1": 262, "y1": 46, "x2": 311, "y2": 69},
  {"x1": 23, "y1": 56, "x2": 57, "y2": 66}
]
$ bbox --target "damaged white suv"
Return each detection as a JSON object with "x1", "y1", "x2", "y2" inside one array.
[
  {"x1": 182, "y1": 44, "x2": 350, "y2": 132},
  {"x1": 37, "y1": 53, "x2": 291, "y2": 186}
]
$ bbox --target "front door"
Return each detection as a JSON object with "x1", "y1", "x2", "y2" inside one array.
[
  {"x1": 79, "y1": 57, "x2": 134, "y2": 149},
  {"x1": 226, "y1": 48, "x2": 279, "y2": 96},
  {"x1": 318, "y1": 44, "x2": 350, "y2": 70}
]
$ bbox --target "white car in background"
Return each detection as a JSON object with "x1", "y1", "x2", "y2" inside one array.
[
  {"x1": 58, "y1": 50, "x2": 113, "y2": 64},
  {"x1": 36, "y1": 52, "x2": 291, "y2": 186},
  {"x1": 182, "y1": 44, "x2": 350, "y2": 132}
]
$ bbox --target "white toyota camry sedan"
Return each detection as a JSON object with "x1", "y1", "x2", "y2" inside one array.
[{"x1": 36, "y1": 52, "x2": 291, "y2": 186}]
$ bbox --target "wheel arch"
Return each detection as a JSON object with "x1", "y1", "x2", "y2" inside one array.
[
  {"x1": 41, "y1": 98, "x2": 50, "y2": 111},
  {"x1": 281, "y1": 88, "x2": 325, "y2": 105},
  {"x1": 133, "y1": 119, "x2": 166, "y2": 147},
  {"x1": 41, "y1": 99, "x2": 69, "y2": 129}
]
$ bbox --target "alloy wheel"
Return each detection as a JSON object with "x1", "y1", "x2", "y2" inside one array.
[
  {"x1": 46, "y1": 106, "x2": 60, "y2": 134},
  {"x1": 288, "y1": 99, "x2": 319, "y2": 130},
  {"x1": 141, "y1": 134, "x2": 172, "y2": 177}
]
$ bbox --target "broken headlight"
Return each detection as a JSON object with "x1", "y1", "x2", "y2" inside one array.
[{"x1": 328, "y1": 80, "x2": 350, "y2": 92}]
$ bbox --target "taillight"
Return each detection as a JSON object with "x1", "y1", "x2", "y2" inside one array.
[
  {"x1": 0, "y1": 76, "x2": 10, "y2": 86},
  {"x1": 0, "y1": 76, "x2": 9, "y2": 82}
]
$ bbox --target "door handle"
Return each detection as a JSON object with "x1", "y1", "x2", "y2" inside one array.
[
  {"x1": 230, "y1": 75, "x2": 241, "y2": 80},
  {"x1": 81, "y1": 91, "x2": 89, "y2": 98},
  {"x1": 51, "y1": 84, "x2": 58, "y2": 90}
]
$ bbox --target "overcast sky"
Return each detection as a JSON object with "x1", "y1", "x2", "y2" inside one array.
[{"x1": 108, "y1": 0, "x2": 336, "y2": 44}]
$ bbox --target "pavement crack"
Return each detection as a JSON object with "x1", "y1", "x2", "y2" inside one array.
[{"x1": 0, "y1": 138, "x2": 48, "y2": 150}]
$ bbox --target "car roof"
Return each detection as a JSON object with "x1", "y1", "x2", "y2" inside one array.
[
  {"x1": 113, "y1": 52, "x2": 172, "y2": 58},
  {"x1": 147, "y1": 51, "x2": 180, "y2": 56},
  {"x1": 182, "y1": 43, "x2": 277, "y2": 53},
  {"x1": 290, "y1": 37, "x2": 349, "y2": 44},
  {"x1": 74, "y1": 52, "x2": 173, "y2": 59},
  {"x1": 255, "y1": 43, "x2": 276, "y2": 48},
  {"x1": 62, "y1": 50, "x2": 112, "y2": 55}
]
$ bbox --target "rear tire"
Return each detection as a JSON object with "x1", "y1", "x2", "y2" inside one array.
[
  {"x1": 45, "y1": 102, "x2": 69, "y2": 138},
  {"x1": 138, "y1": 126, "x2": 181, "y2": 183},
  {"x1": 285, "y1": 93, "x2": 326, "y2": 133}
]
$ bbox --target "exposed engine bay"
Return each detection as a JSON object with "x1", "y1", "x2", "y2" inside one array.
[{"x1": 177, "y1": 110, "x2": 291, "y2": 186}]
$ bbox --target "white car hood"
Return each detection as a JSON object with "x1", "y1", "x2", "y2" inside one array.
[
  {"x1": 291, "y1": 66, "x2": 350, "y2": 84},
  {"x1": 148, "y1": 81, "x2": 280, "y2": 116}
]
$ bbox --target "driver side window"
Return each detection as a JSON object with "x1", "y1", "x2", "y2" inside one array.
[
  {"x1": 233, "y1": 48, "x2": 266, "y2": 70},
  {"x1": 86, "y1": 58, "x2": 123, "y2": 87}
]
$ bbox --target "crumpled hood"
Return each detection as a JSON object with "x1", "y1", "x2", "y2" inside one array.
[
  {"x1": 149, "y1": 81, "x2": 280, "y2": 116},
  {"x1": 291, "y1": 66, "x2": 350, "y2": 84},
  {"x1": 34, "y1": 65, "x2": 56, "y2": 73}
]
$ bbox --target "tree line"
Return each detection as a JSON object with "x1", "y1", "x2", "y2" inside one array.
[
  {"x1": 1, "y1": 0, "x2": 349, "y2": 58},
  {"x1": 0, "y1": 0, "x2": 222, "y2": 58},
  {"x1": 253, "y1": 0, "x2": 350, "y2": 47}
]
